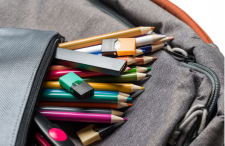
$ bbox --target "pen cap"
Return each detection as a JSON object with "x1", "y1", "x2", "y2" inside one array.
[
  {"x1": 101, "y1": 38, "x2": 136, "y2": 56},
  {"x1": 59, "y1": 72, "x2": 94, "y2": 99},
  {"x1": 77, "y1": 124, "x2": 101, "y2": 146}
]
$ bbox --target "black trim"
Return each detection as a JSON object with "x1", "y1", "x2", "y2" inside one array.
[{"x1": 15, "y1": 34, "x2": 63, "y2": 146}]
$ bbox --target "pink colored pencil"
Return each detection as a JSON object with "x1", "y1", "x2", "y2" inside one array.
[
  {"x1": 45, "y1": 69, "x2": 107, "y2": 80},
  {"x1": 40, "y1": 110, "x2": 127, "y2": 123}
]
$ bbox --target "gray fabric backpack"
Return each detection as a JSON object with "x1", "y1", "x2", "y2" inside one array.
[{"x1": 0, "y1": 0, "x2": 223, "y2": 146}]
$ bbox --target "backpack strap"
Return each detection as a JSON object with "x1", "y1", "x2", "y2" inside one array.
[{"x1": 151, "y1": 0, "x2": 213, "y2": 44}]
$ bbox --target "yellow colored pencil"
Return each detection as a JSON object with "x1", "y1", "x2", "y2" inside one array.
[{"x1": 42, "y1": 81, "x2": 144, "y2": 93}]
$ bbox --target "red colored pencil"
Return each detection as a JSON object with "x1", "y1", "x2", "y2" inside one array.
[
  {"x1": 45, "y1": 69, "x2": 107, "y2": 80},
  {"x1": 132, "y1": 56, "x2": 157, "y2": 65}
]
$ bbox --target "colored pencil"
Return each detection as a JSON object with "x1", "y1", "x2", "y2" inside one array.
[
  {"x1": 58, "y1": 26, "x2": 155, "y2": 49},
  {"x1": 125, "y1": 67, "x2": 131, "y2": 72},
  {"x1": 45, "y1": 69, "x2": 107, "y2": 80},
  {"x1": 42, "y1": 89, "x2": 130, "y2": 98},
  {"x1": 135, "y1": 35, "x2": 165, "y2": 46},
  {"x1": 49, "y1": 65, "x2": 75, "y2": 71},
  {"x1": 116, "y1": 57, "x2": 136, "y2": 65},
  {"x1": 35, "y1": 132, "x2": 51, "y2": 146},
  {"x1": 153, "y1": 37, "x2": 174, "y2": 45},
  {"x1": 37, "y1": 102, "x2": 132, "y2": 109},
  {"x1": 133, "y1": 56, "x2": 157, "y2": 65},
  {"x1": 135, "y1": 43, "x2": 167, "y2": 56},
  {"x1": 37, "y1": 106, "x2": 124, "y2": 117},
  {"x1": 74, "y1": 35, "x2": 165, "y2": 54},
  {"x1": 125, "y1": 66, "x2": 151, "y2": 73},
  {"x1": 39, "y1": 92, "x2": 132, "y2": 103},
  {"x1": 40, "y1": 110, "x2": 127, "y2": 123},
  {"x1": 42, "y1": 81, "x2": 145, "y2": 93},
  {"x1": 83, "y1": 73, "x2": 150, "y2": 83}
]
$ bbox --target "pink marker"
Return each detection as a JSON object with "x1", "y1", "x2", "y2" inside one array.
[{"x1": 40, "y1": 110, "x2": 127, "y2": 123}]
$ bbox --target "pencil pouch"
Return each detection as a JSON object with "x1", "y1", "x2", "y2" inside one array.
[{"x1": 0, "y1": 0, "x2": 223, "y2": 146}]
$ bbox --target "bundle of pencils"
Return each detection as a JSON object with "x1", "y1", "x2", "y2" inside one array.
[{"x1": 36, "y1": 26, "x2": 174, "y2": 146}]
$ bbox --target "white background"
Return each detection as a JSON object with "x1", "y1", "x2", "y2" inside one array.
[{"x1": 170, "y1": 0, "x2": 225, "y2": 56}]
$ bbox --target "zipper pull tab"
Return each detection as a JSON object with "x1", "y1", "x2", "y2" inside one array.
[{"x1": 165, "y1": 45, "x2": 196, "y2": 63}]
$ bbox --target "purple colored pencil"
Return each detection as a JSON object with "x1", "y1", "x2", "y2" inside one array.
[{"x1": 40, "y1": 110, "x2": 127, "y2": 123}]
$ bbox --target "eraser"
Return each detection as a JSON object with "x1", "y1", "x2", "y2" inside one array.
[
  {"x1": 59, "y1": 72, "x2": 94, "y2": 99},
  {"x1": 101, "y1": 38, "x2": 136, "y2": 56}
]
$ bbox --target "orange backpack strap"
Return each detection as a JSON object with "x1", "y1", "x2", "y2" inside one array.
[{"x1": 151, "y1": 0, "x2": 213, "y2": 43}]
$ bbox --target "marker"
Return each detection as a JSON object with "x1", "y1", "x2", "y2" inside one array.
[
  {"x1": 74, "y1": 35, "x2": 165, "y2": 54},
  {"x1": 37, "y1": 102, "x2": 132, "y2": 109},
  {"x1": 43, "y1": 81, "x2": 145, "y2": 93},
  {"x1": 58, "y1": 26, "x2": 155, "y2": 49},
  {"x1": 77, "y1": 123, "x2": 123, "y2": 146},
  {"x1": 37, "y1": 106, "x2": 124, "y2": 117},
  {"x1": 135, "y1": 43, "x2": 167, "y2": 56},
  {"x1": 39, "y1": 92, "x2": 132, "y2": 103},
  {"x1": 153, "y1": 37, "x2": 174, "y2": 45},
  {"x1": 46, "y1": 69, "x2": 107, "y2": 80},
  {"x1": 125, "y1": 66, "x2": 151, "y2": 73},
  {"x1": 42, "y1": 89, "x2": 130, "y2": 98},
  {"x1": 34, "y1": 110, "x2": 74, "y2": 146},
  {"x1": 83, "y1": 73, "x2": 150, "y2": 82}
]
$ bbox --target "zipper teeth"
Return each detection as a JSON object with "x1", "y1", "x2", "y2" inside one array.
[
  {"x1": 188, "y1": 62, "x2": 220, "y2": 117},
  {"x1": 88, "y1": 0, "x2": 135, "y2": 28}
]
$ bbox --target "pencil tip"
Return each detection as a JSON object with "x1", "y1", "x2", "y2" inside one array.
[
  {"x1": 127, "y1": 98, "x2": 132, "y2": 102},
  {"x1": 127, "y1": 103, "x2": 132, "y2": 106},
  {"x1": 147, "y1": 67, "x2": 151, "y2": 71},
  {"x1": 141, "y1": 87, "x2": 145, "y2": 90},
  {"x1": 123, "y1": 118, "x2": 128, "y2": 121},
  {"x1": 146, "y1": 74, "x2": 151, "y2": 77},
  {"x1": 152, "y1": 57, "x2": 157, "y2": 60}
]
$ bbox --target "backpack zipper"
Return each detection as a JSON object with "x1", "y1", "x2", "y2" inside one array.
[
  {"x1": 87, "y1": 0, "x2": 135, "y2": 28},
  {"x1": 167, "y1": 48, "x2": 220, "y2": 145},
  {"x1": 15, "y1": 34, "x2": 65, "y2": 146}
]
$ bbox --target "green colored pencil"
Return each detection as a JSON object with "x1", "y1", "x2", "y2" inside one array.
[
  {"x1": 83, "y1": 73, "x2": 150, "y2": 83},
  {"x1": 39, "y1": 92, "x2": 132, "y2": 103},
  {"x1": 125, "y1": 66, "x2": 151, "y2": 73}
]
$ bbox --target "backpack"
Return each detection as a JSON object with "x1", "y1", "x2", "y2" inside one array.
[{"x1": 0, "y1": 0, "x2": 223, "y2": 145}]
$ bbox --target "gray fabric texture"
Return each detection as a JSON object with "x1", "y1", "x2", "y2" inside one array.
[
  {"x1": 0, "y1": 0, "x2": 223, "y2": 146},
  {"x1": 0, "y1": 28, "x2": 57, "y2": 145}
]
